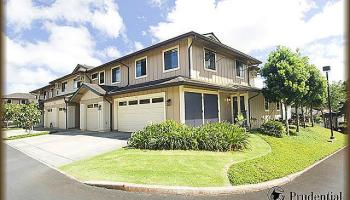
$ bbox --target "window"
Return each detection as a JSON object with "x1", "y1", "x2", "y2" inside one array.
[
  {"x1": 111, "y1": 67, "x2": 121, "y2": 83},
  {"x1": 163, "y1": 46, "x2": 179, "y2": 71},
  {"x1": 49, "y1": 89, "x2": 53, "y2": 98},
  {"x1": 73, "y1": 79, "x2": 81, "y2": 89},
  {"x1": 119, "y1": 101, "x2": 127, "y2": 106},
  {"x1": 43, "y1": 91, "x2": 47, "y2": 99},
  {"x1": 47, "y1": 109, "x2": 52, "y2": 112},
  {"x1": 21, "y1": 99, "x2": 26, "y2": 104},
  {"x1": 236, "y1": 60, "x2": 245, "y2": 78},
  {"x1": 264, "y1": 97, "x2": 269, "y2": 111},
  {"x1": 99, "y1": 71, "x2": 105, "y2": 85},
  {"x1": 204, "y1": 48, "x2": 216, "y2": 71},
  {"x1": 152, "y1": 97, "x2": 164, "y2": 103},
  {"x1": 276, "y1": 102, "x2": 280, "y2": 111},
  {"x1": 62, "y1": 82, "x2": 67, "y2": 92},
  {"x1": 59, "y1": 108, "x2": 65, "y2": 111},
  {"x1": 6, "y1": 99, "x2": 11, "y2": 104},
  {"x1": 87, "y1": 104, "x2": 93, "y2": 108},
  {"x1": 139, "y1": 99, "x2": 150, "y2": 104},
  {"x1": 135, "y1": 57, "x2": 147, "y2": 78},
  {"x1": 128, "y1": 100, "x2": 138, "y2": 105},
  {"x1": 91, "y1": 73, "x2": 98, "y2": 80}
]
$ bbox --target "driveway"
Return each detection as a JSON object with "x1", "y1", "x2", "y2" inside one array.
[{"x1": 5, "y1": 130, "x2": 130, "y2": 167}]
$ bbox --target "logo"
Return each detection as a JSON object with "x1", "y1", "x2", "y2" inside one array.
[{"x1": 267, "y1": 186, "x2": 285, "y2": 200}]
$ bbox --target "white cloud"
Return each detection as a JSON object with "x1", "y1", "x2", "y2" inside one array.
[
  {"x1": 6, "y1": 0, "x2": 125, "y2": 38},
  {"x1": 149, "y1": 0, "x2": 167, "y2": 7},
  {"x1": 97, "y1": 46, "x2": 122, "y2": 59},
  {"x1": 5, "y1": 24, "x2": 102, "y2": 94},
  {"x1": 134, "y1": 41, "x2": 144, "y2": 51}
]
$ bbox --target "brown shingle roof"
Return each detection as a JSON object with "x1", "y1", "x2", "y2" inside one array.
[{"x1": 2, "y1": 93, "x2": 36, "y2": 99}]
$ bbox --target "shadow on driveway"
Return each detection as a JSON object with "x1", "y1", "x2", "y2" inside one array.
[{"x1": 49, "y1": 130, "x2": 132, "y2": 141}]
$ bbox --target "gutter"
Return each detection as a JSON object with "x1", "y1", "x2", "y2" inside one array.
[
  {"x1": 119, "y1": 61, "x2": 130, "y2": 86},
  {"x1": 64, "y1": 97, "x2": 68, "y2": 130},
  {"x1": 103, "y1": 96, "x2": 113, "y2": 131},
  {"x1": 248, "y1": 92, "x2": 260, "y2": 130},
  {"x1": 188, "y1": 35, "x2": 195, "y2": 78}
]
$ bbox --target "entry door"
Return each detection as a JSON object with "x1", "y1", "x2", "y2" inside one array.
[
  {"x1": 204, "y1": 94, "x2": 219, "y2": 123},
  {"x1": 185, "y1": 92, "x2": 203, "y2": 126},
  {"x1": 232, "y1": 96, "x2": 238, "y2": 123}
]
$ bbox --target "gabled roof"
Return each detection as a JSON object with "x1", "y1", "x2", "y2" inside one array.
[
  {"x1": 2, "y1": 93, "x2": 36, "y2": 99},
  {"x1": 69, "y1": 83, "x2": 116, "y2": 102},
  {"x1": 202, "y1": 32, "x2": 221, "y2": 43}
]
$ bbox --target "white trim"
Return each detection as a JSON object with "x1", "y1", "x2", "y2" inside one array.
[
  {"x1": 264, "y1": 97, "x2": 269, "y2": 111},
  {"x1": 91, "y1": 72, "x2": 98, "y2": 80},
  {"x1": 98, "y1": 70, "x2": 105, "y2": 85},
  {"x1": 111, "y1": 66, "x2": 121, "y2": 84},
  {"x1": 162, "y1": 45, "x2": 180, "y2": 73},
  {"x1": 201, "y1": 93, "x2": 205, "y2": 124},
  {"x1": 179, "y1": 86, "x2": 185, "y2": 124},
  {"x1": 203, "y1": 48, "x2": 217, "y2": 72},
  {"x1": 135, "y1": 56, "x2": 148, "y2": 79},
  {"x1": 188, "y1": 37, "x2": 193, "y2": 78}
]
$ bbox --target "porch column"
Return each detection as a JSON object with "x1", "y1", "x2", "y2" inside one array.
[
  {"x1": 80, "y1": 104, "x2": 86, "y2": 131},
  {"x1": 179, "y1": 85, "x2": 185, "y2": 124}
]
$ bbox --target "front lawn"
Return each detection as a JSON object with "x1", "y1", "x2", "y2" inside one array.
[
  {"x1": 61, "y1": 134, "x2": 270, "y2": 187},
  {"x1": 228, "y1": 126, "x2": 346, "y2": 185}
]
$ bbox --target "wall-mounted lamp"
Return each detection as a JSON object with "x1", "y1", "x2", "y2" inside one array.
[
  {"x1": 166, "y1": 99, "x2": 172, "y2": 106},
  {"x1": 226, "y1": 97, "x2": 231, "y2": 102},
  {"x1": 98, "y1": 105, "x2": 102, "y2": 110}
]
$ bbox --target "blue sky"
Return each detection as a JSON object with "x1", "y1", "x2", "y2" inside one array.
[{"x1": 5, "y1": 0, "x2": 345, "y2": 94}]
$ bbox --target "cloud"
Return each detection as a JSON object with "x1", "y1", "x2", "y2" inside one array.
[
  {"x1": 134, "y1": 41, "x2": 144, "y2": 51},
  {"x1": 6, "y1": 0, "x2": 125, "y2": 38},
  {"x1": 5, "y1": 24, "x2": 102, "y2": 94},
  {"x1": 97, "y1": 46, "x2": 122, "y2": 59},
  {"x1": 149, "y1": 0, "x2": 344, "y2": 52},
  {"x1": 149, "y1": 0, "x2": 167, "y2": 7}
]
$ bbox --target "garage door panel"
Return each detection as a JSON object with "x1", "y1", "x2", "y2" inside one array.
[
  {"x1": 117, "y1": 93, "x2": 165, "y2": 132},
  {"x1": 86, "y1": 107, "x2": 99, "y2": 131}
]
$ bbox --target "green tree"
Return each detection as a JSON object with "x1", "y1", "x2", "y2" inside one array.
[
  {"x1": 2, "y1": 104, "x2": 22, "y2": 128},
  {"x1": 328, "y1": 81, "x2": 347, "y2": 113},
  {"x1": 261, "y1": 46, "x2": 310, "y2": 134},
  {"x1": 302, "y1": 64, "x2": 327, "y2": 127},
  {"x1": 20, "y1": 103, "x2": 42, "y2": 132}
]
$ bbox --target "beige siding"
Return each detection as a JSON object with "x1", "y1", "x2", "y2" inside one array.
[
  {"x1": 250, "y1": 93, "x2": 282, "y2": 128},
  {"x1": 111, "y1": 86, "x2": 180, "y2": 125},
  {"x1": 89, "y1": 38, "x2": 190, "y2": 87},
  {"x1": 191, "y1": 42, "x2": 249, "y2": 86},
  {"x1": 219, "y1": 92, "x2": 232, "y2": 123}
]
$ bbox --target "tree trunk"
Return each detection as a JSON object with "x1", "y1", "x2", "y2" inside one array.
[
  {"x1": 310, "y1": 106, "x2": 314, "y2": 127},
  {"x1": 321, "y1": 110, "x2": 326, "y2": 128},
  {"x1": 302, "y1": 106, "x2": 306, "y2": 128},
  {"x1": 285, "y1": 104, "x2": 289, "y2": 135},
  {"x1": 296, "y1": 104, "x2": 300, "y2": 132}
]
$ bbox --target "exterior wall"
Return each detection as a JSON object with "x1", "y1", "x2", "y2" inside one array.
[
  {"x1": 111, "y1": 86, "x2": 180, "y2": 130},
  {"x1": 249, "y1": 93, "x2": 282, "y2": 128},
  {"x1": 191, "y1": 42, "x2": 249, "y2": 86},
  {"x1": 89, "y1": 38, "x2": 190, "y2": 87}
]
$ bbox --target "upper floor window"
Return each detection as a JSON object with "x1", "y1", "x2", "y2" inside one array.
[
  {"x1": 21, "y1": 99, "x2": 26, "y2": 104},
  {"x1": 135, "y1": 57, "x2": 147, "y2": 78},
  {"x1": 6, "y1": 99, "x2": 11, "y2": 104},
  {"x1": 99, "y1": 71, "x2": 105, "y2": 85},
  {"x1": 91, "y1": 73, "x2": 98, "y2": 80},
  {"x1": 73, "y1": 78, "x2": 81, "y2": 89},
  {"x1": 49, "y1": 89, "x2": 53, "y2": 98},
  {"x1": 43, "y1": 91, "x2": 47, "y2": 99},
  {"x1": 276, "y1": 102, "x2": 280, "y2": 111},
  {"x1": 264, "y1": 97, "x2": 269, "y2": 111},
  {"x1": 111, "y1": 67, "x2": 121, "y2": 83},
  {"x1": 204, "y1": 48, "x2": 216, "y2": 71},
  {"x1": 163, "y1": 46, "x2": 179, "y2": 71},
  {"x1": 61, "y1": 82, "x2": 67, "y2": 92},
  {"x1": 236, "y1": 60, "x2": 245, "y2": 78}
]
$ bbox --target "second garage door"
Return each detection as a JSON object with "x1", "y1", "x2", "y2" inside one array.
[
  {"x1": 58, "y1": 107, "x2": 66, "y2": 129},
  {"x1": 116, "y1": 93, "x2": 165, "y2": 132},
  {"x1": 86, "y1": 103, "x2": 99, "y2": 131}
]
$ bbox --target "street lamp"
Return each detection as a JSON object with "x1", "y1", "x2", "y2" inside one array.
[{"x1": 322, "y1": 66, "x2": 334, "y2": 140}]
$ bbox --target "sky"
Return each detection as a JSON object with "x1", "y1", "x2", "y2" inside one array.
[{"x1": 4, "y1": 0, "x2": 346, "y2": 94}]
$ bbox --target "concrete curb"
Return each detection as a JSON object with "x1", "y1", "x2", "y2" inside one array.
[{"x1": 82, "y1": 146, "x2": 347, "y2": 195}]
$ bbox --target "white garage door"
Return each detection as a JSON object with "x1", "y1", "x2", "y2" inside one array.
[
  {"x1": 117, "y1": 93, "x2": 165, "y2": 132},
  {"x1": 86, "y1": 103, "x2": 99, "y2": 131},
  {"x1": 58, "y1": 107, "x2": 66, "y2": 129},
  {"x1": 47, "y1": 108, "x2": 56, "y2": 128}
]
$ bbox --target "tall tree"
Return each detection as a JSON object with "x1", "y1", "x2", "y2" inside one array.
[
  {"x1": 302, "y1": 64, "x2": 327, "y2": 127},
  {"x1": 261, "y1": 46, "x2": 309, "y2": 135}
]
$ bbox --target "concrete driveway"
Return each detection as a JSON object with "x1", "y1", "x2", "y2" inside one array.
[{"x1": 5, "y1": 130, "x2": 130, "y2": 167}]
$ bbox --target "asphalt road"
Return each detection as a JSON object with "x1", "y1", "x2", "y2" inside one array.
[{"x1": 5, "y1": 144, "x2": 347, "y2": 200}]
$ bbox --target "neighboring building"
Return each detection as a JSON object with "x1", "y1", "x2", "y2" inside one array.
[
  {"x1": 2, "y1": 93, "x2": 37, "y2": 105},
  {"x1": 30, "y1": 31, "x2": 286, "y2": 132}
]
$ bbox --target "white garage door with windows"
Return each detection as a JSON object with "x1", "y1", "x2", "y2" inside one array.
[
  {"x1": 116, "y1": 93, "x2": 166, "y2": 132},
  {"x1": 86, "y1": 103, "x2": 99, "y2": 131},
  {"x1": 58, "y1": 107, "x2": 66, "y2": 129}
]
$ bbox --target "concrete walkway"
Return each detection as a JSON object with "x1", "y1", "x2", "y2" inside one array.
[{"x1": 5, "y1": 130, "x2": 130, "y2": 167}]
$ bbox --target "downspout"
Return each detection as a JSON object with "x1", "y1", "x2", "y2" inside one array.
[
  {"x1": 64, "y1": 97, "x2": 68, "y2": 130},
  {"x1": 248, "y1": 92, "x2": 260, "y2": 130},
  {"x1": 104, "y1": 96, "x2": 113, "y2": 131},
  {"x1": 119, "y1": 61, "x2": 130, "y2": 86},
  {"x1": 84, "y1": 71, "x2": 92, "y2": 83},
  {"x1": 188, "y1": 35, "x2": 195, "y2": 78}
]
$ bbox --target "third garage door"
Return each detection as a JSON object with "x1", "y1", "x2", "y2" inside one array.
[{"x1": 116, "y1": 93, "x2": 165, "y2": 132}]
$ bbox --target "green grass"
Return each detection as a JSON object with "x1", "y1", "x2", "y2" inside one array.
[
  {"x1": 4, "y1": 131, "x2": 49, "y2": 140},
  {"x1": 228, "y1": 126, "x2": 347, "y2": 185},
  {"x1": 2, "y1": 127, "x2": 23, "y2": 131},
  {"x1": 61, "y1": 134, "x2": 271, "y2": 187}
]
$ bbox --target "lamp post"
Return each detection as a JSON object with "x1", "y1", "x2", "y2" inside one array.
[{"x1": 322, "y1": 66, "x2": 334, "y2": 140}]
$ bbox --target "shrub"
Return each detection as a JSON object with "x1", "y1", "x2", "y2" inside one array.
[
  {"x1": 289, "y1": 125, "x2": 297, "y2": 130},
  {"x1": 128, "y1": 121, "x2": 249, "y2": 151},
  {"x1": 260, "y1": 120, "x2": 286, "y2": 138}
]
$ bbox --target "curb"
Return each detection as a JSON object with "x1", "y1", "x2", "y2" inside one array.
[{"x1": 83, "y1": 146, "x2": 347, "y2": 195}]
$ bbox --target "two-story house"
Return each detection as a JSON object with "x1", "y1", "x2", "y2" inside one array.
[
  {"x1": 2, "y1": 93, "x2": 37, "y2": 104},
  {"x1": 31, "y1": 32, "x2": 285, "y2": 132}
]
